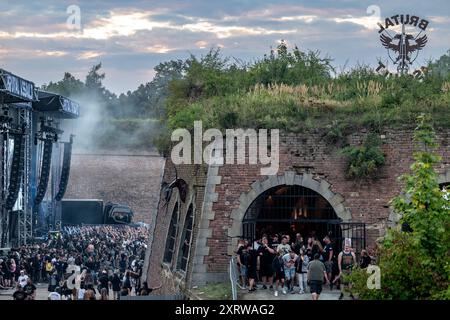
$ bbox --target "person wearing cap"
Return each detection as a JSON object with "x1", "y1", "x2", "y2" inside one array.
[{"x1": 18, "y1": 270, "x2": 29, "y2": 288}]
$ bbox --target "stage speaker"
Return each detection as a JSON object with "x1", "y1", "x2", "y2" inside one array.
[
  {"x1": 5, "y1": 134, "x2": 25, "y2": 210},
  {"x1": 55, "y1": 141, "x2": 72, "y2": 201},
  {"x1": 34, "y1": 139, "x2": 53, "y2": 205}
]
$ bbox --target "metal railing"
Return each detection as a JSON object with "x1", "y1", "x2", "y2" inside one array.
[{"x1": 229, "y1": 256, "x2": 239, "y2": 300}]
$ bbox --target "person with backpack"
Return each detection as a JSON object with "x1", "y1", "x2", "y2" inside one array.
[
  {"x1": 272, "y1": 249, "x2": 285, "y2": 297},
  {"x1": 337, "y1": 243, "x2": 357, "y2": 300}
]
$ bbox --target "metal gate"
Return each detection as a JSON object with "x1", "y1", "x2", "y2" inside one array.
[
  {"x1": 242, "y1": 220, "x2": 366, "y2": 255},
  {"x1": 327, "y1": 221, "x2": 366, "y2": 256}
]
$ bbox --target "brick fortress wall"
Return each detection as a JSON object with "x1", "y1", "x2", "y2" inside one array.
[
  {"x1": 147, "y1": 128, "x2": 450, "y2": 290},
  {"x1": 65, "y1": 152, "x2": 164, "y2": 224}
]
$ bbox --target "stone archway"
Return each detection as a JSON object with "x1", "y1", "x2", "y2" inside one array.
[{"x1": 227, "y1": 171, "x2": 351, "y2": 253}]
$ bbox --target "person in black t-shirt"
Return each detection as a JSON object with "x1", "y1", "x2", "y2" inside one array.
[
  {"x1": 292, "y1": 233, "x2": 304, "y2": 254},
  {"x1": 23, "y1": 278, "x2": 37, "y2": 300},
  {"x1": 98, "y1": 270, "x2": 110, "y2": 295},
  {"x1": 110, "y1": 272, "x2": 121, "y2": 300},
  {"x1": 13, "y1": 284, "x2": 27, "y2": 300},
  {"x1": 322, "y1": 236, "x2": 334, "y2": 289},
  {"x1": 359, "y1": 250, "x2": 372, "y2": 269},
  {"x1": 245, "y1": 243, "x2": 258, "y2": 292},
  {"x1": 257, "y1": 236, "x2": 276, "y2": 289}
]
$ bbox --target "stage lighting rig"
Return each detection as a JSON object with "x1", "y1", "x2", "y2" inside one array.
[
  {"x1": 35, "y1": 117, "x2": 64, "y2": 143},
  {"x1": 0, "y1": 106, "x2": 28, "y2": 136},
  {"x1": 0, "y1": 106, "x2": 13, "y2": 133}
]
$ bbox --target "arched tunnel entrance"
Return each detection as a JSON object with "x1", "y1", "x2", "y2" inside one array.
[{"x1": 242, "y1": 184, "x2": 366, "y2": 253}]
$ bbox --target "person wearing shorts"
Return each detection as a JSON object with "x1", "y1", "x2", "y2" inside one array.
[
  {"x1": 307, "y1": 253, "x2": 329, "y2": 300},
  {"x1": 271, "y1": 250, "x2": 285, "y2": 297},
  {"x1": 322, "y1": 236, "x2": 334, "y2": 290},
  {"x1": 282, "y1": 250, "x2": 298, "y2": 294},
  {"x1": 257, "y1": 236, "x2": 275, "y2": 289}
]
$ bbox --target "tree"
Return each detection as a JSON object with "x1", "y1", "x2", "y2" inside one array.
[
  {"x1": 349, "y1": 114, "x2": 450, "y2": 299},
  {"x1": 85, "y1": 63, "x2": 106, "y2": 94},
  {"x1": 429, "y1": 50, "x2": 450, "y2": 79},
  {"x1": 42, "y1": 72, "x2": 85, "y2": 97}
]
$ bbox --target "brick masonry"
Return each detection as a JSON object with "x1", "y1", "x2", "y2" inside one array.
[
  {"x1": 146, "y1": 128, "x2": 450, "y2": 293},
  {"x1": 66, "y1": 152, "x2": 164, "y2": 224}
]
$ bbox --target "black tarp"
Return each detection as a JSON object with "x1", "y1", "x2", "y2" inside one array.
[
  {"x1": 33, "y1": 91, "x2": 80, "y2": 119},
  {"x1": 0, "y1": 68, "x2": 36, "y2": 103}
]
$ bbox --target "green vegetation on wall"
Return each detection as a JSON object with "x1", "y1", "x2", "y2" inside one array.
[
  {"x1": 348, "y1": 115, "x2": 450, "y2": 299},
  {"x1": 341, "y1": 134, "x2": 385, "y2": 180}
]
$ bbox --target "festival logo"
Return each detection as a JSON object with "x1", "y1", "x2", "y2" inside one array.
[{"x1": 377, "y1": 14, "x2": 429, "y2": 75}]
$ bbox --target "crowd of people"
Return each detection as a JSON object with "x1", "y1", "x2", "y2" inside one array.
[
  {"x1": 0, "y1": 225, "x2": 161, "y2": 300},
  {"x1": 236, "y1": 232, "x2": 374, "y2": 300}
]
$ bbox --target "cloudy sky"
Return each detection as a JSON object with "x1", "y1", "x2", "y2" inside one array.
[{"x1": 0, "y1": 0, "x2": 449, "y2": 94}]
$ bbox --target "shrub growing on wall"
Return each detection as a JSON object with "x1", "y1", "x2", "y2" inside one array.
[
  {"x1": 348, "y1": 114, "x2": 450, "y2": 299},
  {"x1": 341, "y1": 133, "x2": 385, "y2": 180}
]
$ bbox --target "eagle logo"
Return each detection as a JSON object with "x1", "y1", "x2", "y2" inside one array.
[{"x1": 379, "y1": 23, "x2": 428, "y2": 74}]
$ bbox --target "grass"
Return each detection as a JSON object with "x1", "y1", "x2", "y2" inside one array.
[
  {"x1": 168, "y1": 81, "x2": 450, "y2": 133},
  {"x1": 191, "y1": 282, "x2": 232, "y2": 300}
]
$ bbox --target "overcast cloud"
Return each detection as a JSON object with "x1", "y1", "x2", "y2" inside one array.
[{"x1": 0, "y1": 0, "x2": 448, "y2": 93}]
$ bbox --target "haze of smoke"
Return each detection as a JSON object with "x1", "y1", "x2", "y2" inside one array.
[{"x1": 61, "y1": 93, "x2": 160, "y2": 154}]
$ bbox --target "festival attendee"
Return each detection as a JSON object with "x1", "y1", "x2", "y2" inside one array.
[
  {"x1": 271, "y1": 250, "x2": 285, "y2": 297},
  {"x1": 111, "y1": 272, "x2": 121, "y2": 300},
  {"x1": 2, "y1": 225, "x2": 149, "y2": 300},
  {"x1": 138, "y1": 281, "x2": 162, "y2": 295},
  {"x1": 44, "y1": 258, "x2": 53, "y2": 280},
  {"x1": 271, "y1": 235, "x2": 280, "y2": 251},
  {"x1": 257, "y1": 236, "x2": 275, "y2": 289},
  {"x1": 23, "y1": 278, "x2": 37, "y2": 300},
  {"x1": 296, "y1": 248, "x2": 309, "y2": 294},
  {"x1": 292, "y1": 233, "x2": 304, "y2": 254},
  {"x1": 276, "y1": 236, "x2": 291, "y2": 256},
  {"x1": 48, "y1": 271, "x2": 59, "y2": 292},
  {"x1": 84, "y1": 284, "x2": 96, "y2": 300},
  {"x1": 8, "y1": 258, "x2": 17, "y2": 287},
  {"x1": 100, "y1": 287, "x2": 109, "y2": 300},
  {"x1": 48, "y1": 287, "x2": 61, "y2": 300},
  {"x1": 311, "y1": 238, "x2": 323, "y2": 260},
  {"x1": 245, "y1": 243, "x2": 258, "y2": 293},
  {"x1": 238, "y1": 243, "x2": 250, "y2": 289},
  {"x1": 120, "y1": 286, "x2": 130, "y2": 299},
  {"x1": 98, "y1": 270, "x2": 109, "y2": 295},
  {"x1": 13, "y1": 284, "x2": 27, "y2": 300},
  {"x1": 307, "y1": 253, "x2": 329, "y2": 300},
  {"x1": 338, "y1": 243, "x2": 357, "y2": 300},
  {"x1": 282, "y1": 250, "x2": 298, "y2": 294},
  {"x1": 359, "y1": 249, "x2": 372, "y2": 269},
  {"x1": 322, "y1": 236, "x2": 334, "y2": 289},
  {"x1": 0, "y1": 262, "x2": 5, "y2": 289},
  {"x1": 77, "y1": 282, "x2": 86, "y2": 300},
  {"x1": 18, "y1": 270, "x2": 29, "y2": 288}
]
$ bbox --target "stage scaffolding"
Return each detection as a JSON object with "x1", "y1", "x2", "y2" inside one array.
[{"x1": 0, "y1": 68, "x2": 80, "y2": 247}]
